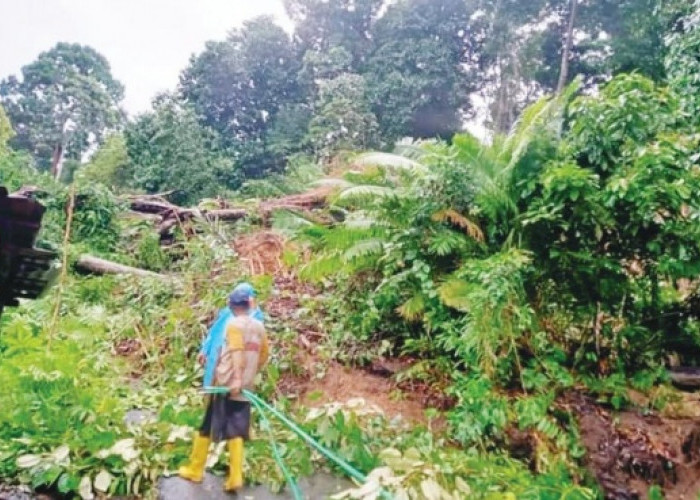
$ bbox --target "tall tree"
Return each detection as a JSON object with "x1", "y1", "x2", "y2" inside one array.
[
  {"x1": 76, "y1": 133, "x2": 132, "y2": 192},
  {"x1": 477, "y1": 0, "x2": 674, "y2": 132},
  {"x1": 284, "y1": 0, "x2": 384, "y2": 67},
  {"x1": 364, "y1": 0, "x2": 479, "y2": 141},
  {"x1": 666, "y1": 0, "x2": 700, "y2": 124},
  {"x1": 179, "y1": 16, "x2": 301, "y2": 176},
  {"x1": 0, "y1": 43, "x2": 124, "y2": 178},
  {"x1": 556, "y1": 0, "x2": 578, "y2": 93},
  {"x1": 539, "y1": 0, "x2": 687, "y2": 88},
  {"x1": 473, "y1": 0, "x2": 550, "y2": 132},
  {"x1": 124, "y1": 94, "x2": 233, "y2": 204},
  {"x1": 307, "y1": 73, "x2": 379, "y2": 159}
]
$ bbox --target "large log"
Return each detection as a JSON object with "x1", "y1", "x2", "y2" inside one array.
[
  {"x1": 127, "y1": 197, "x2": 247, "y2": 221},
  {"x1": 127, "y1": 198, "x2": 178, "y2": 215},
  {"x1": 669, "y1": 367, "x2": 700, "y2": 390},
  {"x1": 76, "y1": 255, "x2": 164, "y2": 278},
  {"x1": 127, "y1": 187, "x2": 331, "y2": 237}
]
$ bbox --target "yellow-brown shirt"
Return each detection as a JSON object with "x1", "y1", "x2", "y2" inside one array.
[{"x1": 214, "y1": 315, "x2": 268, "y2": 401}]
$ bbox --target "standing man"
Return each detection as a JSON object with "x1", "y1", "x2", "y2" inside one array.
[
  {"x1": 198, "y1": 282, "x2": 264, "y2": 388},
  {"x1": 179, "y1": 282, "x2": 267, "y2": 491}
]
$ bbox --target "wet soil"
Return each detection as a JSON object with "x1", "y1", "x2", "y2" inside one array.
[{"x1": 564, "y1": 392, "x2": 700, "y2": 499}]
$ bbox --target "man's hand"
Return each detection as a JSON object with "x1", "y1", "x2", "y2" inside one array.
[
  {"x1": 197, "y1": 353, "x2": 206, "y2": 366},
  {"x1": 229, "y1": 380, "x2": 242, "y2": 396}
]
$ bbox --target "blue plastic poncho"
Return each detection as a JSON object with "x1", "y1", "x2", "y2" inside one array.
[{"x1": 200, "y1": 306, "x2": 264, "y2": 387}]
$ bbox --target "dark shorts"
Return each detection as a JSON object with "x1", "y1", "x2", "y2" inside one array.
[{"x1": 200, "y1": 395, "x2": 251, "y2": 442}]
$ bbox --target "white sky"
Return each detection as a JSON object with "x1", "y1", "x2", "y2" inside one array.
[{"x1": 0, "y1": 0, "x2": 289, "y2": 116}]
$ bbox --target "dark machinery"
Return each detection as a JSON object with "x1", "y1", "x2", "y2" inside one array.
[{"x1": 0, "y1": 186, "x2": 58, "y2": 317}]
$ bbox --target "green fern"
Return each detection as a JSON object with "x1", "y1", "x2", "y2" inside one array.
[
  {"x1": 396, "y1": 293, "x2": 426, "y2": 321},
  {"x1": 427, "y1": 230, "x2": 467, "y2": 257},
  {"x1": 438, "y1": 278, "x2": 473, "y2": 312},
  {"x1": 342, "y1": 238, "x2": 384, "y2": 262},
  {"x1": 299, "y1": 252, "x2": 344, "y2": 282}
]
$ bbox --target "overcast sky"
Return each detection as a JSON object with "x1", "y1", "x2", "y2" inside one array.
[{"x1": 0, "y1": 0, "x2": 290, "y2": 116}]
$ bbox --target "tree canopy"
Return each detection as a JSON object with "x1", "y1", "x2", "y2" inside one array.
[
  {"x1": 0, "y1": 1, "x2": 678, "y2": 193},
  {"x1": 124, "y1": 95, "x2": 233, "y2": 204},
  {"x1": 0, "y1": 43, "x2": 124, "y2": 178}
]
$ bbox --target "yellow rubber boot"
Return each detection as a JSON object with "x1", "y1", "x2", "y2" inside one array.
[
  {"x1": 178, "y1": 433, "x2": 210, "y2": 482},
  {"x1": 224, "y1": 438, "x2": 244, "y2": 492}
]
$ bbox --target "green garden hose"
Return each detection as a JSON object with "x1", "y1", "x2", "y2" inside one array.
[
  {"x1": 242, "y1": 389, "x2": 394, "y2": 500},
  {"x1": 248, "y1": 394, "x2": 304, "y2": 500},
  {"x1": 203, "y1": 387, "x2": 393, "y2": 499}
]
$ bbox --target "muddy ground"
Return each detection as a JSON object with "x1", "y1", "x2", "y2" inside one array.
[{"x1": 564, "y1": 392, "x2": 700, "y2": 500}]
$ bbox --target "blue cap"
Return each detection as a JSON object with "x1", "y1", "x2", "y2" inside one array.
[
  {"x1": 228, "y1": 282, "x2": 255, "y2": 306},
  {"x1": 234, "y1": 282, "x2": 256, "y2": 297}
]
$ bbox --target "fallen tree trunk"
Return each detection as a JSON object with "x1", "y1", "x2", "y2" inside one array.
[
  {"x1": 127, "y1": 198, "x2": 178, "y2": 215},
  {"x1": 669, "y1": 367, "x2": 700, "y2": 390},
  {"x1": 76, "y1": 255, "x2": 164, "y2": 278},
  {"x1": 128, "y1": 197, "x2": 247, "y2": 221},
  {"x1": 127, "y1": 187, "x2": 331, "y2": 238}
]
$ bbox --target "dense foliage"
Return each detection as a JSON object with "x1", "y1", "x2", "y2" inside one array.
[
  {"x1": 292, "y1": 5, "x2": 700, "y2": 459},
  {"x1": 0, "y1": 172, "x2": 594, "y2": 498},
  {"x1": 124, "y1": 95, "x2": 234, "y2": 204},
  {"x1": 1, "y1": 1, "x2": 699, "y2": 499}
]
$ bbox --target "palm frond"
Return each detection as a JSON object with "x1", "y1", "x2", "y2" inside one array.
[
  {"x1": 427, "y1": 230, "x2": 468, "y2": 257},
  {"x1": 312, "y1": 178, "x2": 353, "y2": 189},
  {"x1": 452, "y1": 133, "x2": 488, "y2": 164},
  {"x1": 353, "y1": 152, "x2": 426, "y2": 172},
  {"x1": 431, "y1": 209, "x2": 484, "y2": 242},
  {"x1": 343, "y1": 211, "x2": 379, "y2": 229},
  {"x1": 503, "y1": 78, "x2": 581, "y2": 171},
  {"x1": 393, "y1": 139, "x2": 438, "y2": 161},
  {"x1": 322, "y1": 225, "x2": 381, "y2": 250}
]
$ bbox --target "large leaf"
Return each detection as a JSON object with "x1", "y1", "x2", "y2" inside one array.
[
  {"x1": 93, "y1": 470, "x2": 113, "y2": 493},
  {"x1": 503, "y1": 78, "x2": 581, "y2": 171},
  {"x1": 79, "y1": 476, "x2": 94, "y2": 500},
  {"x1": 16, "y1": 454, "x2": 42, "y2": 469},
  {"x1": 396, "y1": 294, "x2": 426, "y2": 321},
  {"x1": 437, "y1": 279, "x2": 474, "y2": 312},
  {"x1": 51, "y1": 444, "x2": 70, "y2": 464}
]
